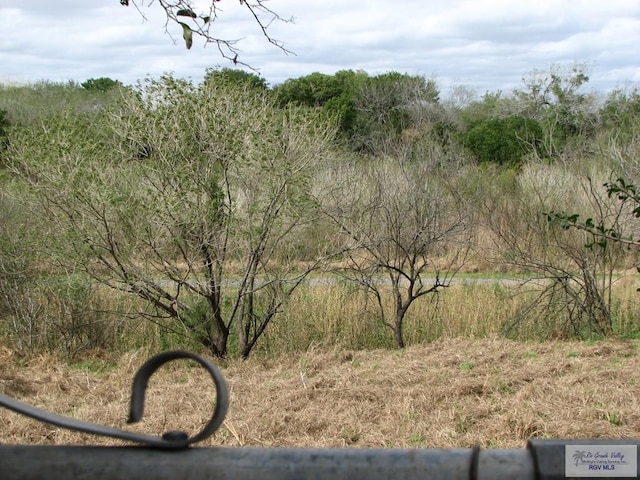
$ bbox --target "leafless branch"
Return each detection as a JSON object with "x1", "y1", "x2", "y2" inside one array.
[{"x1": 122, "y1": 0, "x2": 294, "y2": 68}]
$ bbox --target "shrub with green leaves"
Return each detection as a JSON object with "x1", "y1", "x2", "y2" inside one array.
[
  {"x1": 8, "y1": 74, "x2": 337, "y2": 359},
  {"x1": 81, "y1": 77, "x2": 122, "y2": 92},
  {"x1": 464, "y1": 115, "x2": 543, "y2": 165}
]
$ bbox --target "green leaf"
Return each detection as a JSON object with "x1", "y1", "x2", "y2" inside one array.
[
  {"x1": 201, "y1": 16, "x2": 211, "y2": 24},
  {"x1": 180, "y1": 22, "x2": 193, "y2": 49},
  {"x1": 177, "y1": 9, "x2": 197, "y2": 18}
]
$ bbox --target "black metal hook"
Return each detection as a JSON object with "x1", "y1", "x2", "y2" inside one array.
[{"x1": 0, "y1": 350, "x2": 229, "y2": 449}]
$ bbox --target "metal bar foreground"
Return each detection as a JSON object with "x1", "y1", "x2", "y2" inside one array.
[{"x1": 1, "y1": 439, "x2": 638, "y2": 480}]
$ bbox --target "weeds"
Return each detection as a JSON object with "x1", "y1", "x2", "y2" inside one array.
[
  {"x1": 607, "y1": 412, "x2": 623, "y2": 427},
  {"x1": 460, "y1": 361, "x2": 475, "y2": 370},
  {"x1": 409, "y1": 433, "x2": 426, "y2": 447}
]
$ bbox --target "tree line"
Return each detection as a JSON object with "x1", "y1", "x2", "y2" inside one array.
[{"x1": 1, "y1": 64, "x2": 639, "y2": 359}]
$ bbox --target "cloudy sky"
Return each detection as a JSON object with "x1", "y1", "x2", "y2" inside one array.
[{"x1": 1, "y1": 1, "x2": 639, "y2": 97}]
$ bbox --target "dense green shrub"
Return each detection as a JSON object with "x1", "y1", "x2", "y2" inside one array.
[
  {"x1": 464, "y1": 115, "x2": 543, "y2": 165},
  {"x1": 81, "y1": 77, "x2": 122, "y2": 92},
  {"x1": 203, "y1": 68, "x2": 268, "y2": 90}
]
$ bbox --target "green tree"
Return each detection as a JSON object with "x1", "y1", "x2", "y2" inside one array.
[
  {"x1": 81, "y1": 77, "x2": 123, "y2": 92},
  {"x1": 274, "y1": 70, "x2": 441, "y2": 156},
  {"x1": 275, "y1": 72, "x2": 344, "y2": 107},
  {"x1": 8, "y1": 74, "x2": 336, "y2": 359},
  {"x1": 274, "y1": 70, "x2": 367, "y2": 139},
  {"x1": 464, "y1": 115, "x2": 543, "y2": 165},
  {"x1": 203, "y1": 68, "x2": 268, "y2": 90}
]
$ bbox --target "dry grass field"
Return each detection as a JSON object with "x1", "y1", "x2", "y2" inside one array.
[{"x1": 2, "y1": 337, "x2": 640, "y2": 449}]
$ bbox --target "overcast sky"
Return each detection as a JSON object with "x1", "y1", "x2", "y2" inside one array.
[{"x1": 1, "y1": 1, "x2": 639, "y2": 97}]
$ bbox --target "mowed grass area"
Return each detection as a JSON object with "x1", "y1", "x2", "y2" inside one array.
[{"x1": 2, "y1": 337, "x2": 639, "y2": 448}]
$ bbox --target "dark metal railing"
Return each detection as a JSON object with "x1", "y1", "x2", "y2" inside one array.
[{"x1": 1, "y1": 351, "x2": 637, "y2": 479}]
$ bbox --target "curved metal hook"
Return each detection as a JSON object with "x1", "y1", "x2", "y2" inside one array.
[{"x1": 0, "y1": 350, "x2": 229, "y2": 449}]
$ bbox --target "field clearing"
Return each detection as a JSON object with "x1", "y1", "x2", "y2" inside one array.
[{"x1": 2, "y1": 337, "x2": 640, "y2": 449}]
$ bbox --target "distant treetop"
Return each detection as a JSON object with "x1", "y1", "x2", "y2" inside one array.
[
  {"x1": 81, "y1": 77, "x2": 123, "y2": 92},
  {"x1": 203, "y1": 68, "x2": 268, "y2": 90}
]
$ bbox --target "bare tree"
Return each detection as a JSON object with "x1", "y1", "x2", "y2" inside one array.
[
  {"x1": 481, "y1": 163, "x2": 637, "y2": 339},
  {"x1": 322, "y1": 158, "x2": 470, "y2": 348},
  {"x1": 120, "y1": 0, "x2": 293, "y2": 65},
  {"x1": 511, "y1": 63, "x2": 598, "y2": 158}
]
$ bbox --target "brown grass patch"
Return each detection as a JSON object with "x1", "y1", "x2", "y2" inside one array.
[{"x1": 2, "y1": 338, "x2": 640, "y2": 448}]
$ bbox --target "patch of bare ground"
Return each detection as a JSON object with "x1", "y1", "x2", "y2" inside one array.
[{"x1": 1, "y1": 338, "x2": 639, "y2": 449}]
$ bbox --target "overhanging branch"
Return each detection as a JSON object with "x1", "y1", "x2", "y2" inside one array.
[{"x1": 121, "y1": 0, "x2": 294, "y2": 67}]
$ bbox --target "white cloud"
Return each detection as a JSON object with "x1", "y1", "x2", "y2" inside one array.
[{"x1": 0, "y1": 1, "x2": 638, "y2": 94}]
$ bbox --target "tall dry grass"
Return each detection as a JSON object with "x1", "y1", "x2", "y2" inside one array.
[
  {"x1": 3, "y1": 276, "x2": 640, "y2": 359},
  {"x1": 254, "y1": 278, "x2": 640, "y2": 357}
]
